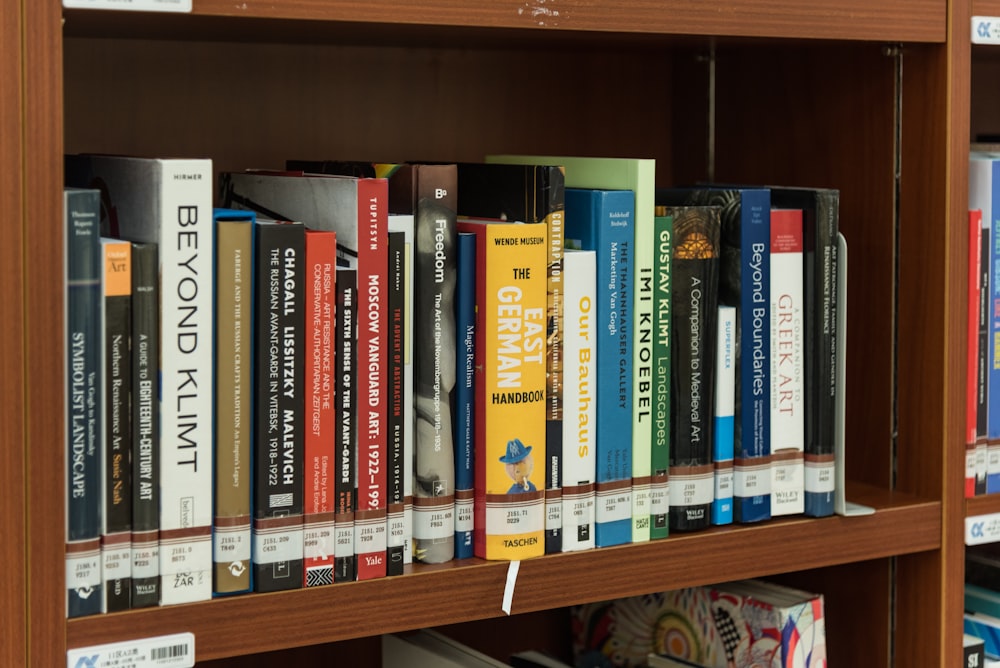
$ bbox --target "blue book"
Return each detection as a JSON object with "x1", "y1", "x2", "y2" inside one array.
[
  {"x1": 64, "y1": 188, "x2": 104, "y2": 618},
  {"x1": 972, "y1": 155, "x2": 1000, "y2": 494},
  {"x1": 658, "y1": 187, "x2": 771, "y2": 523},
  {"x1": 965, "y1": 610, "x2": 1000, "y2": 659},
  {"x1": 565, "y1": 187, "x2": 634, "y2": 547},
  {"x1": 967, "y1": 583, "x2": 1000, "y2": 619},
  {"x1": 453, "y1": 231, "x2": 476, "y2": 559},
  {"x1": 712, "y1": 305, "x2": 736, "y2": 525}
]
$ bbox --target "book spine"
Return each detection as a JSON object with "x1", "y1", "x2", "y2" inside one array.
[
  {"x1": 386, "y1": 230, "x2": 406, "y2": 576},
  {"x1": 334, "y1": 269, "x2": 357, "y2": 582},
  {"x1": 545, "y1": 197, "x2": 565, "y2": 555},
  {"x1": 980, "y1": 211, "x2": 992, "y2": 496},
  {"x1": 413, "y1": 166, "x2": 458, "y2": 564},
  {"x1": 650, "y1": 211, "x2": 672, "y2": 538},
  {"x1": 157, "y1": 160, "x2": 214, "y2": 605},
  {"x1": 65, "y1": 189, "x2": 104, "y2": 618},
  {"x1": 355, "y1": 178, "x2": 389, "y2": 580},
  {"x1": 632, "y1": 197, "x2": 654, "y2": 546},
  {"x1": 100, "y1": 238, "x2": 132, "y2": 612},
  {"x1": 769, "y1": 209, "x2": 805, "y2": 516},
  {"x1": 990, "y1": 164, "x2": 1000, "y2": 496},
  {"x1": 304, "y1": 229, "x2": 337, "y2": 587},
  {"x1": 387, "y1": 217, "x2": 416, "y2": 567},
  {"x1": 129, "y1": 241, "x2": 160, "y2": 607},
  {"x1": 713, "y1": 305, "x2": 736, "y2": 525},
  {"x1": 803, "y1": 191, "x2": 838, "y2": 516},
  {"x1": 561, "y1": 250, "x2": 597, "y2": 552},
  {"x1": 462, "y1": 220, "x2": 548, "y2": 560},
  {"x1": 213, "y1": 216, "x2": 253, "y2": 596},
  {"x1": 732, "y1": 191, "x2": 772, "y2": 523},
  {"x1": 252, "y1": 221, "x2": 305, "y2": 592},
  {"x1": 668, "y1": 207, "x2": 720, "y2": 532},
  {"x1": 969, "y1": 210, "x2": 983, "y2": 498},
  {"x1": 454, "y1": 232, "x2": 476, "y2": 559}
]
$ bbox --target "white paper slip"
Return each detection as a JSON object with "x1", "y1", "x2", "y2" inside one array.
[
  {"x1": 62, "y1": 0, "x2": 191, "y2": 12},
  {"x1": 967, "y1": 512, "x2": 1000, "y2": 545},
  {"x1": 973, "y1": 17, "x2": 1000, "y2": 44},
  {"x1": 67, "y1": 632, "x2": 195, "y2": 668}
]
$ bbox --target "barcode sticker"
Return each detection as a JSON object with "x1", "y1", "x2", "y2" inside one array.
[
  {"x1": 62, "y1": 0, "x2": 191, "y2": 11},
  {"x1": 67, "y1": 632, "x2": 195, "y2": 668}
]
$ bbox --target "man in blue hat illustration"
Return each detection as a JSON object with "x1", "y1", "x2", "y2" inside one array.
[{"x1": 499, "y1": 438, "x2": 537, "y2": 494}]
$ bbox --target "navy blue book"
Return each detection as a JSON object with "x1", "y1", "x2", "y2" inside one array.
[
  {"x1": 658, "y1": 187, "x2": 771, "y2": 523},
  {"x1": 453, "y1": 231, "x2": 477, "y2": 559},
  {"x1": 565, "y1": 187, "x2": 634, "y2": 547},
  {"x1": 64, "y1": 188, "x2": 103, "y2": 618}
]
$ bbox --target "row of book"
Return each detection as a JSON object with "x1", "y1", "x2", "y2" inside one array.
[
  {"x1": 381, "y1": 577, "x2": 828, "y2": 668},
  {"x1": 964, "y1": 544, "x2": 1000, "y2": 667},
  {"x1": 62, "y1": 153, "x2": 843, "y2": 617},
  {"x1": 968, "y1": 147, "x2": 1000, "y2": 498}
]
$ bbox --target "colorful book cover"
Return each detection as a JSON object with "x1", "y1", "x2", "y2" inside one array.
[
  {"x1": 66, "y1": 155, "x2": 214, "y2": 605},
  {"x1": 980, "y1": 204, "x2": 992, "y2": 496},
  {"x1": 334, "y1": 268, "x2": 358, "y2": 582},
  {"x1": 99, "y1": 237, "x2": 132, "y2": 612},
  {"x1": 457, "y1": 218, "x2": 547, "y2": 560},
  {"x1": 129, "y1": 241, "x2": 159, "y2": 608},
  {"x1": 456, "y1": 162, "x2": 566, "y2": 554},
  {"x1": 650, "y1": 208, "x2": 672, "y2": 539},
  {"x1": 64, "y1": 188, "x2": 103, "y2": 618},
  {"x1": 965, "y1": 611, "x2": 1000, "y2": 660},
  {"x1": 564, "y1": 187, "x2": 635, "y2": 547},
  {"x1": 561, "y1": 249, "x2": 597, "y2": 552},
  {"x1": 304, "y1": 228, "x2": 337, "y2": 586},
  {"x1": 665, "y1": 205, "x2": 721, "y2": 532},
  {"x1": 768, "y1": 187, "x2": 838, "y2": 517},
  {"x1": 713, "y1": 305, "x2": 736, "y2": 525},
  {"x1": 213, "y1": 209, "x2": 254, "y2": 596},
  {"x1": 387, "y1": 229, "x2": 406, "y2": 576},
  {"x1": 769, "y1": 208, "x2": 805, "y2": 516},
  {"x1": 658, "y1": 188, "x2": 771, "y2": 523},
  {"x1": 253, "y1": 218, "x2": 305, "y2": 592},
  {"x1": 487, "y1": 154, "x2": 655, "y2": 547},
  {"x1": 220, "y1": 170, "x2": 390, "y2": 579},
  {"x1": 454, "y1": 231, "x2": 477, "y2": 559}
]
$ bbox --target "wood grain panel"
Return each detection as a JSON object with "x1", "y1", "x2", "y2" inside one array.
[
  {"x1": 23, "y1": 2, "x2": 66, "y2": 667},
  {"x1": 67, "y1": 486, "x2": 938, "y2": 662},
  {"x1": 63, "y1": 0, "x2": 946, "y2": 43},
  {"x1": 0, "y1": 0, "x2": 25, "y2": 665}
]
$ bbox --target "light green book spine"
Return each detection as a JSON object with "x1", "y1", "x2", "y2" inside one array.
[{"x1": 650, "y1": 210, "x2": 672, "y2": 540}]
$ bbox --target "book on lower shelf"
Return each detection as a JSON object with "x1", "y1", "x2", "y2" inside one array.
[
  {"x1": 457, "y1": 217, "x2": 548, "y2": 561},
  {"x1": 382, "y1": 629, "x2": 508, "y2": 668},
  {"x1": 64, "y1": 187, "x2": 104, "y2": 618},
  {"x1": 572, "y1": 579, "x2": 826, "y2": 668},
  {"x1": 66, "y1": 154, "x2": 215, "y2": 605}
]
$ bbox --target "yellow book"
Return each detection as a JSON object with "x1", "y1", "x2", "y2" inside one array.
[{"x1": 458, "y1": 218, "x2": 547, "y2": 560}]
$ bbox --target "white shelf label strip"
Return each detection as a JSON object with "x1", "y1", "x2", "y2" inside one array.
[
  {"x1": 973, "y1": 17, "x2": 1000, "y2": 45},
  {"x1": 966, "y1": 512, "x2": 1000, "y2": 545},
  {"x1": 67, "y1": 632, "x2": 195, "y2": 668},
  {"x1": 62, "y1": 0, "x2": 192, "y2": 12}
]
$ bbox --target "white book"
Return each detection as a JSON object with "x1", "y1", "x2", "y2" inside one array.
[
  {"x1": 67, "y1": 155, "x2": 215, "y2": 605},
  {"x1": 769, "y1": 208, "x2": 805, "y2": 516},
  {"x1": 561, "y1": 250, "x2": 597, "y2": 552}
]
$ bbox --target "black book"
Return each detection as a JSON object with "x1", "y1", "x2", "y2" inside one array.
[
  {"x1": 99, "y1": 237, "x2": 132, "y2": 612},
  {"x1": 386, "y1": 230, "x2": 406, "y2": 576},
  {"x1": 334, "y1": 268, "x2": 358, "y2": 582},
  {"x1": 129, "y1": 242, "x2": 159, "y2": 608},
  {"x1": 253, "y1": 218, "x2": 306, "y2": 592}
]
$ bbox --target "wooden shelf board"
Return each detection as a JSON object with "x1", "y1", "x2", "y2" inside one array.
[
  {"x1": 966, "y1": 492, "x2": 1000, "y2": 518},
  {"x1": 67, "y1": 484, "x2": 940, "y2": 662},
  {"x1": 62, "y1": 0, "x2": 945, "y2": 44}
]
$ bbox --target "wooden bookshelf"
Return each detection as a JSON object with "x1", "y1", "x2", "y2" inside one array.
[{"x1": 10, "y1": 0, "x2": 970, "y2": 666}]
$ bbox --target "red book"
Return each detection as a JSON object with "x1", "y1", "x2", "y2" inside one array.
[{"x1": 304, "y1": 229, "x2": 337, "y2": 585}]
